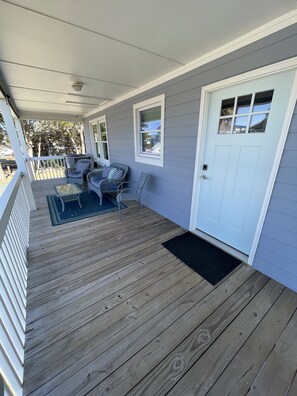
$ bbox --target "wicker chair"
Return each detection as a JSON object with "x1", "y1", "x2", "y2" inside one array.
[
  {"x1": 65, "y1": 158, "x2": 92, "y2": 186},
  {"x1": 116, "y1": 172, "x2": 149, "y2": 218},
  {"x1": 87, "y1": 162, "x2": 129, "y2": 205}
]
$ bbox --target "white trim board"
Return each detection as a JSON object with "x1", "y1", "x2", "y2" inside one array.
[
  {"x1": 189, "y1": 57, "x2": 297, "y2": 266},
  {"x1": 85, "y1": 10, "x2": 297, "y2": 118}
]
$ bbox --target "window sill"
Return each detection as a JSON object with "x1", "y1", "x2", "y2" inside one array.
[{"x1": 135, "y1": 155, "x2": 163, "y2": 167}]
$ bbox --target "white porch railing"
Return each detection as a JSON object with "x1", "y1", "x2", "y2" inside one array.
[
  {"x1": 0, "y1": 171, "x2": 30, "y2": 396},
  {"x1": 28, "y1": 155, "x2": 66, "y2": 181}
]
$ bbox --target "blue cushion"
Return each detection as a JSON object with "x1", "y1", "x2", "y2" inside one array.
[
  {"x1": 68, "y1": 170, "x2": 81, "y2": 178},
  {"x1": 102, "y1": 166, "x2": 112, "y2": 178},
  {"x1": 76, "y1": 162, "x2": 90, "y2": 173},
  {"x1": 89, "y1": 174, "x2": 103, "y2": 187},
  {"x1": 108, "y1": 168, "x2": 117, "y2": 180}
]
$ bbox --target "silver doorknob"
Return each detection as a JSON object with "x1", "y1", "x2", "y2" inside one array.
[{"x1": 200, "y1": 175, "x2": 209, "y2": 179}]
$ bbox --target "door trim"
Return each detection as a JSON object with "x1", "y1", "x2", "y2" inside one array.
[{"x1": 189, "y1": 57, "x2": 297, "y2": 265}]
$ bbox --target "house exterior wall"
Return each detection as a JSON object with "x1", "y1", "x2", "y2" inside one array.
[
  {"x1": 253, "y1": 107, "x2": 297, "y2": 291},
  {"x1": 84, "y1": 23, "x2": 297, "y2": 290}
]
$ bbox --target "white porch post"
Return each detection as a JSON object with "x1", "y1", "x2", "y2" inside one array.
[
  {"x1": 14, "y1": 118, "x2": 35, "y2": 181},
  {"x1": 0, "y1": 98, "x2": 36, "y2": 210}
]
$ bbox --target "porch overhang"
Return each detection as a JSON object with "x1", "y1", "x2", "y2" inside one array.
[{"x1": 0, "y1": 1, "x2": 297, "y2": 121}]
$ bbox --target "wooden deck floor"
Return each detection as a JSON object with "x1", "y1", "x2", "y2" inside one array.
[{"x1": 23, "y1": 179, "x2": 297, "y2": 396}]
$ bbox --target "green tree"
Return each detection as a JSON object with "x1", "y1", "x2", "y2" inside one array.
[{"x1": 21, "y1": 120, "x2": 85, "y2": 157}]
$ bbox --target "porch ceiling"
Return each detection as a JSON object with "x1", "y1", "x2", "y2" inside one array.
[{"x1": 0, "y1": 0, "x2": 296, "y2": 121}]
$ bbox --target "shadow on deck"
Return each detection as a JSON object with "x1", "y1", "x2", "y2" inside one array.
[{"x1": 23, "y1": 179, "x2": 297, "y2": 396}]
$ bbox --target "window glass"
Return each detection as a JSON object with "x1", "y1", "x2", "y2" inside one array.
[
  {"x1": 218, "y1": 89, "x2": 274, "y2": 135},
  {"x1": 140, "y1": 106, "x2": 161, "y2": 130},
  {"x1": 218, "y1": 118, "x2": 232, "y2": 134},
  {"x1": 102, "y1": 143, "x2": 108, "y2": 159},
  {"x1": 252, "y1": 90, "x2": 274, "y2": 112},
  {"x1": 99, "y1": 122, "x2": 107, "y2": 141},
  {"x1": 233, "y1": 116, "x2": 249, "y2": 134},
  {"x1": 133, "y1": 94, "x2": 165, "y2": 166},
  {"x1": 236, "y1": 94, "x2": 252, "y2": 114},
  {"x1": 90, "y1": 117, "x2": 109, "y2": 163},
  {"x1": 249, "y1": 114, "x2": 268, "y2": 133},
  {"x1": 220, "y1": 98, "x2": 235, "y2": 116},
  {"x1": 141, "y1": 131, "x2": 161, "y2": 154},
  {"x1": 92, "y1": 124, "x2": 98, "y2": 141}
]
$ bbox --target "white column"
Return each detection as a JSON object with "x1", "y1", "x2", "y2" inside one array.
[
  {"x1": 0, "y1": 99, "x2": 36, "y2": 210},
  {"x1": 14, "y1": 118, "x2": 35, "y2": 181}
]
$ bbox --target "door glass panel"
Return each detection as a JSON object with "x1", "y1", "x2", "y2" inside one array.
[
  {"x1": 236, "y1": 94, "x2": 252, "y2": 114},
  {"x1": 249, "y1": 114, "x2": 268, "y2": 133},
  {"x1": 218, "y1": 118, "x2": 232, "y2": 134},
  {"x1": 252, "y1": 90, "x2": 274, "y2": 112},
  {"x1": 220, "y1": 98, "x2": 235, "y2": 116},
  {"x1": 233, "y1": 116, "x2": 249, "y2": 134}
]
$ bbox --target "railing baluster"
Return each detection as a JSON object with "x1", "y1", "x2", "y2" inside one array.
[
  {"x1": 28, "y1": 155, "x2": 67, "y2": 181},
  {"x1": 0, "y1": 172, "x2": 30, "y2": 395}
]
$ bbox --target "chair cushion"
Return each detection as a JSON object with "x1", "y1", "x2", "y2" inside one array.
[
  {"x1": 68, "y1": 170, "x2": 81, "y2": 178},
  {"x1": 76, "y1": 162, "x2": 90, "y2": 173},
  {"x1": 108, "y1": 168, "x2": 117, "y2": 180},
  {"x1": 112, "y1": 168, "x2": 124, "y2": 180},
  {"x1": 102, "y1": 166, "x2": 112, "y2": 178},
  {"x1": 89, "y1": 174, "x2": 103, "y2": 187}
]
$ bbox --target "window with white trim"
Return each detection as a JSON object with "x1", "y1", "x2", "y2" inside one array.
[
  {"x1": 90, "y1": 116, "x2": 110, "y2": 165},
  {"x1": 133, "y1": 94, "x2": 165, "y2": 166}
]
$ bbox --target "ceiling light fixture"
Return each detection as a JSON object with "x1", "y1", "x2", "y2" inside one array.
[{"x1": 72, "y1": 81, "x2": 84, "y2": 92}]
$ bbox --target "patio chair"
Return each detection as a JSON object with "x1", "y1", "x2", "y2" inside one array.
[
  {"x1": 116, "y1": 172, "x2": 149, "y2": 218},
  {"x1": 87, "y1": 162, "x2": 129, "y2": 205},
  {"x1": 65, "y1": 158, "x2": 92, "y2": 186}
]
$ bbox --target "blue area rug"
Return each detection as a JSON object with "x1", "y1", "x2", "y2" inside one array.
[{"x1": 46, "y1": 192, "x2": 125, "y2": 226}]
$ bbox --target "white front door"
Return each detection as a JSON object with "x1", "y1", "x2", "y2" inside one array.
[{"x1": 196, "y1": 69, "x2": 296, "y2": 254}]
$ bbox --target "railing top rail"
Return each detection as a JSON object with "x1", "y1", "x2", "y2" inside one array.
[
  {"x1": 0, "y1": 170, "x2": 23, "y2": 244},
  {"x1": 30, "y1": 155, "x2": 65, "y2": 160}
]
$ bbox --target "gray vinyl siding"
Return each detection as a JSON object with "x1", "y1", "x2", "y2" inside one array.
[
  {"x1": 85, "y1": 23, "x2": 297, "y2": 290},
  {"x1": 253, "y1": 109, "x2": 297, "y2": 291}
]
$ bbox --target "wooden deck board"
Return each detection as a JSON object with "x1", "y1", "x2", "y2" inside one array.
[{"x1": 23, "y1": 180, "x2": 297, "y2": 396}]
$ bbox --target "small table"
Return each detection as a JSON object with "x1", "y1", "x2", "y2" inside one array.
[{"x1": 54, "y1": 183, "x2": 83, "y2": 213}]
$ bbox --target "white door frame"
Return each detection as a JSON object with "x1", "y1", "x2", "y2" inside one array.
[{"x1": 189, "y1": 57, "x2": 297, "y2": 265}]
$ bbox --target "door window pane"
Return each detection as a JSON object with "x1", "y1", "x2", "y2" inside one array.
[
  {"x1": 220, "y1": 98, "x2": 235, "y2": 116},
  {"x1": 233, "y1": 116, "x2": 249, "y2": 134},
  {"x1": 236, "y1": 94, "x2": 252, "y2": 114},
  {"x1": 249, "y1": 114, "x2": 268, "y2": 133},
  {"x1": 252, "y1": 90, "x2": 274, "y2": 112},
  {"x1": 218, "y1": 118, "x2": 232, "y2": 134},
  {"x1": 218, "y1": 89, "x2": 273, "y2": 135}
]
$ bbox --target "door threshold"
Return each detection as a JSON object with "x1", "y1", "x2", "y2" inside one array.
[{"x1": 192, "y1": 229, "x2": 249, "y2": 264}]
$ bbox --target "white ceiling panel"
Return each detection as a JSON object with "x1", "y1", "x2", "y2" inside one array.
[{"x1": 0, "y1": 0, "x2": 296, "y2": 119}]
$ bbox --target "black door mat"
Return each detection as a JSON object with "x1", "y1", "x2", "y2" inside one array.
[{"x1": 162, "y1": 232, "x2": 241, "y2": 285}]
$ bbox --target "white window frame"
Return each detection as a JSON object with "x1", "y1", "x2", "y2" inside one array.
[
  {"x1": 89, "y1": 115, "x2": 110, "y2": 166},
  {"x1": 133, "y1": 94, "x2": 165, "y2": 167}
]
